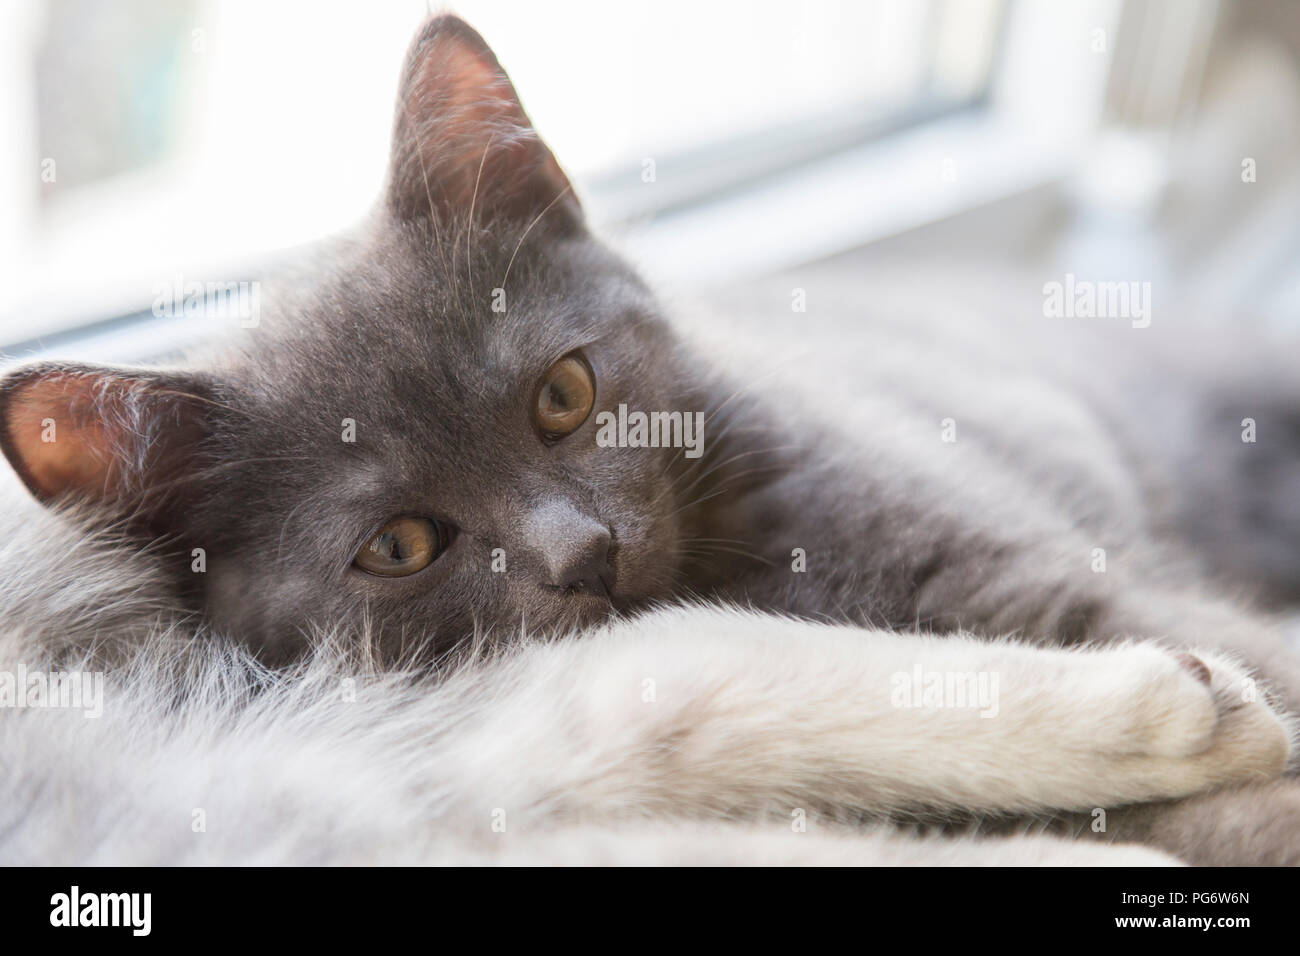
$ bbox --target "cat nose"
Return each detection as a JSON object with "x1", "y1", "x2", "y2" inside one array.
[{"x1": 524, "y1": 499, "x2": 613, "y2": 595}]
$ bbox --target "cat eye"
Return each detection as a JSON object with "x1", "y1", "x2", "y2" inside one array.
[
  {"x1": 353, "y1": 516, "x2": 449, "y2": 577},
  {"x1": 535, "y1": 353, "x2": 595, "y2": 439}
]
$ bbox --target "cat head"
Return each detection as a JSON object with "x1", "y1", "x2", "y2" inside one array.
[{"x1": 0, "y1": 16, "x2": 728, "y2": 659}]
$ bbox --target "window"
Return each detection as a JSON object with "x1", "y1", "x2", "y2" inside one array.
[{"x1": 0, "y1": 0, "x2": 1004, "y2": 348}]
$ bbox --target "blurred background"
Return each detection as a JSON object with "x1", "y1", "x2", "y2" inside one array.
[{"x1": 1, "y1": 0, "x2": 1298, "y2": 361}]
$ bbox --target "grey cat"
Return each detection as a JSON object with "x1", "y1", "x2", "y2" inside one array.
[{"x1": 3, "y1": 15, "x2": 1300, "y2": 864}]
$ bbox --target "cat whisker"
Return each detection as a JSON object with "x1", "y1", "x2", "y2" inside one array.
[
  {"x1": 152, "y1": 388, "x2": 256, "y2": 422},
  {"x1": 396, "y1": 86, "x2": 454, "y2": 288},
  {"x1": 662, "y1": 461, "x2": 790, "y2": 525},
  {"x1": 647, "y1": 403, "x2": 791, "y2": 508},
  {"x1": 702, "y1": 357, "x2": 798, "y2": 428},
  {"x1": 652, "y1": 445, "x2": 796, "y2": 514},
  {"x1": 465, "y1": 136, "x2": 494, "y2": 307},
  {"x1": 275, "y1": 496, "x2": 315, "y2": 565},
  {"x1": 500, "y1": 183, "x2": 573, "y2": 295},
  {"x1": 126, "y1": 456, "x2": 315, "y2": 514}
]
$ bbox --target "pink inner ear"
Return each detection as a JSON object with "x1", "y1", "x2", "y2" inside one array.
[
  {"x1": 389, "y1": 16, "x2": 578, "y2": 224},
  {"x1": 437, "y1": 38, "x2": 522, "y2": 127},
  {"x1": 5, "y1": 374, "x2": 123, "y2": 503},
  {"x1": 426, "y1": 39, "x2": 536, "y2": 204}
]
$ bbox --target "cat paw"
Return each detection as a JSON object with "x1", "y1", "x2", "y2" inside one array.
[
  {"x1": 1106, "y1": 645, "x2": 1292, "y2": 794},
  {"x1": 1181, "y1": 649, "x2": 1293, "y2": 778}
]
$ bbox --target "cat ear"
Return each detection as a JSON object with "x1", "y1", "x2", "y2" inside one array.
[
  {"x1": 0, "y1": 362, "x2": 213, "y2": 530},
  {"x1": 386, "y1": 15, "x2": 582, "y2": 229}
]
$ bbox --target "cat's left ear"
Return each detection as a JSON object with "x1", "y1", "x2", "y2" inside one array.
[
  {"x1": 0, "y1": 362, "x2": 213, "y2": 532},
  {"x1": 386, "y1": 15, "x2": 582, "y2": 230}
]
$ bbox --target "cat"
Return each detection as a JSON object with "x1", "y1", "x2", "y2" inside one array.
[{"x1": 2, "y1": 14, "x2": 1299, "y2": 864}]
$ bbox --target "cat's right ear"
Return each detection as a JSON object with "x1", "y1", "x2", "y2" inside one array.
[
  {"x1": 0, "y1": 362, "x2": 214, "y2": 532},
  {"x1": 386, "y1": 15, "x2": 582, "y2": 230}
]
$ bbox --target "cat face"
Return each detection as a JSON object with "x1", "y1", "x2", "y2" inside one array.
[
  {"x1": 191, "y1": 212, "x2": 701, "y2": 656},
  {"x1": 0, "y1": 16, "x2": 719, "y2": 659}
]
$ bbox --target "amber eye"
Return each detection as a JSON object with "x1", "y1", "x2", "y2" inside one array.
[
  {"x1": 535, "y1": 353, "x2": 595, "y2": 439},
  {"x1": 354, "y1": 517, "x2": 448, "y2": 577}
]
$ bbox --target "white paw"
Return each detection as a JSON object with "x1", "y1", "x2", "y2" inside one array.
[
  {"x1": 1107, "y1": 645, "x2": 1219, "y2": 757},
  {"x1": 1105, "y1": 645, "x2": 1292, "y2": 795},
  {"x1": 1184, "y1": 649, "x2": 1293, "y2": 777}
]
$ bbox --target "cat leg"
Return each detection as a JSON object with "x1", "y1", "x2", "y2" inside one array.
[
  {"x1": 5, "y1": 608, "x2": 1263, "y2": 863},
  {"x1": 417, "y1": 606, "x2": 1291, "y2": 824}
]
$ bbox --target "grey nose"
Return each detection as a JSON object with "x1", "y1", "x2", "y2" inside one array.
[{"x1": 524, "y1": 499, "x2": 613, "y2": 594}]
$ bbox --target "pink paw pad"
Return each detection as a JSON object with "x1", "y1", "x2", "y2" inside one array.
[{"x1": 1176, "y1": 653, "x2": 1212, "y2": 687}]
